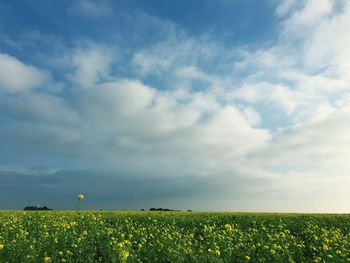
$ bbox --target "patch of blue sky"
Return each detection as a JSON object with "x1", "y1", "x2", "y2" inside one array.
[
  {"x1": 255, "y1": 103, "x2": 293, "y2": 132},
  {"x1": 0, "y1": 0, "x2": 279, "y2": 59},
  {"x1": 133, "y1": 0, "x2": 280, "y2": 45},
  {"x1": 231, "y1": 99, "x2": 292, "y2": 132}
]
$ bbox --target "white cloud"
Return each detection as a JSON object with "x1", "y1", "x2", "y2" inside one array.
[
  {"x1": 216, "y1": 0, "x2": 350, "y2": 212},
  {"x1": 0, "y1": 66, "x2": 272, "y2": 179},
  {"x1": 132, "y1": 36, "x2": 215, "y2": 77},
  {"x1": 69, "y1": 45, "x2": 115, "y2": 86},
  {"x1": 232, "y1": 83, "x2": 298, "y2": 115},
  {"x1": 0, "y1": 53, "x2": 49, "y2": 92},
  {"x1": 68, "y1": 0, "x2": 112, "y2": 18},
  {"x1": 253, "y1": 108, "x2": 350, "y2": 177},
  {"x1": 75, "y1": 79, "x2": 271, "y2": 171},
  {"x1": 281, "y1": 0, "x2": 332, "y2": 37},
  {"x1": 231, "y1": 0, "x2": 350, "y2": 123},
  {"x1": 301, "y1": 4, "x2": 350, "y2": 77},
  {"x1": 132, "y1": 51, "x2": 171, "y2": 76},
  {"x1": 0, "y1": 92, "x2": 79, "y2": 125},
  {"x1": 242, "y1": 107, "x2": 262, "y2": 126},
  {"x1": 276, "y1": 0, "x2": 298, "y2": 17},
  {"x1": 2, "y1": 0, "x2": 350, "y2": 211},
  {"x1": 175, "y1": 66, "x2": 215, "y2": 83}
]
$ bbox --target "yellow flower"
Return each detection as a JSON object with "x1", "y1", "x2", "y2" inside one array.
[
  {"x1": 120, "y1": 250, "x2": 129, "y2": 260},
  {"x1": 224, "y1": 224, "x2": 233, "y2": 232},
  {"x1": 215, "y1": 249, "x2": 221, "y2": 256},
  {"x1": 313, "y1": 256, "x2": 322, "y2": 262},
  {"x1": 44, "y1": 256, "x2": 52, "y2": 263},
  {"x1": 77, "y1": 194, "x2": 85, "y2": 200},
  {"x1": 245, "y1": 255, "x2": 251, "y2": 261},
  {"x1": 0, "y1": 244, "x2": 4, "y2": 250}
]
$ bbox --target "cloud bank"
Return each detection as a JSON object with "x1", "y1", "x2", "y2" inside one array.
[{"x1": 0, "y1": 0, "x2": 349, "y2": 212}]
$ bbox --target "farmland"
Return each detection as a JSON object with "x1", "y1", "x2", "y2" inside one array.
[{"x1": 0, "y1": 211, "x2": 349, "y2": 262}]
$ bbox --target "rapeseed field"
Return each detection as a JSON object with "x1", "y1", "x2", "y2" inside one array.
[{"x1": 0, "y1": 211, "x2": 349, "y2": 262}]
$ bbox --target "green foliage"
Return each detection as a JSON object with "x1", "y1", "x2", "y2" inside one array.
[{"x1": 0, "y1": 211, "x2": 349, "y2": 262}]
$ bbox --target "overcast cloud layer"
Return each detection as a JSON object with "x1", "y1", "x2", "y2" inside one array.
[{"x1": 0, "y1": 0, "x2": 349, "y2": 212}]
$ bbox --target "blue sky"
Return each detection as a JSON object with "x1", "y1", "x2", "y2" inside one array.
[{"x1": 1, "y1": 0, "x2": 350, "y2": 212}]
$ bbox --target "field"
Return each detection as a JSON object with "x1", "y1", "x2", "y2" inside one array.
[{"x1": 0, "y1": 211, "x2": 349, "y2": 262}]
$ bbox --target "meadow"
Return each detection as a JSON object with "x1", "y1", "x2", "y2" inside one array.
[{"x1": 0, "y1": 211, "x2": 349, "y2": 262}]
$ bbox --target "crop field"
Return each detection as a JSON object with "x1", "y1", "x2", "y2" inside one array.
[{"x1": 0, "y1": 211, "x2": 349, "y2": 262}]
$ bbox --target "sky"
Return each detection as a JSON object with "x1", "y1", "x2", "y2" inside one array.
[{"x1": 0, "y1": 0, "x2": 350, "y2": 212}]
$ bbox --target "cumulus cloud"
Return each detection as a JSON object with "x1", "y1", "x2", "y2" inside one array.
[
  {"x1": 68, "y1": 45, "x2": 115, "y2": 86},
  {"x1": 0, "y1": 53, "x2": 49, "y2": 92},
  {"x1": 253, "y1": 109, "x2": 350, "y2": 173},
  {"x1": 286, "y1": 0, "x2": 332, "y2": 27},
  {"x1": 244, "y1": 108, "x2": 350, "y2": 213},
  {"x1": 68, "y1": 78, "x2": 270, "y2": 175},
  {"x1": 301, "y1": 4, "x2": 350, "y2": 77},
  {"x1": 232, "y1": 0, "x2": 350, "y2": 121},
  {"x1": 221, "y1": 0, "x2": 350, "y2": 211},
  {"x1": 0, "y1": 42, "x2": 271, "y2": 181},
  {"x1": 1, "y1": 0, "x2": 350, "y2": 211}
]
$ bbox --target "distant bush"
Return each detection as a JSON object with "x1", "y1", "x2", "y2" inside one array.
[
  {"x1": 23, "y1": 206, "x2": 53, "y2": 211},
  {"x1": 149, "y1": 208, "x2": 179, "y2": 211}
]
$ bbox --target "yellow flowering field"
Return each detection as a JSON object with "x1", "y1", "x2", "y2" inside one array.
[{"x1": 0, "y1": 211, "x2": 349, "y2": 262}]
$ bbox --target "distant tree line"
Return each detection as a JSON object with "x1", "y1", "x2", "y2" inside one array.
[{"x1": 141, "y1": 208, "x2": 192, "y2": 212}]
